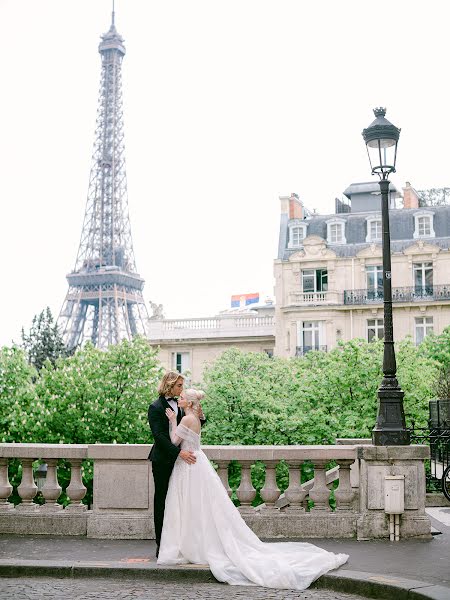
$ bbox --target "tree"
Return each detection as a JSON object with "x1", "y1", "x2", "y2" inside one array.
[
  {"x1": 419, "y1": 326, "x2": 450, "y2": 399},
  {"x1": 0, "y1": 346, "x2": 38, "y2": 443},
  {"x1": 21, "y1": 308, "x2": 68, "y2": 371},
  {"x1": 35, "y1": 336, "x2": 163, "y2": 445},
  {"x1": 417, "y1": 188, "x2": 450, "y2": 207}
]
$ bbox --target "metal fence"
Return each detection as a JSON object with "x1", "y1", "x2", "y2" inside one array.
[{"x1": 408, "y1": 421, "x2": 450, "y2": 498}]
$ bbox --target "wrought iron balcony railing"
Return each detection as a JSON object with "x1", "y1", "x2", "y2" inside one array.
[
  {"x1": 343, "y1": 285, "x2": 450, "y2": 305},
  {"x1": 295, "y1": 345, "x2": 328, "y2": 356}
]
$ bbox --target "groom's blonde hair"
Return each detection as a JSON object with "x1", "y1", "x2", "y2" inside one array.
[{"x1": 158, "y1": 371, "x2": 184, "y2": 396}]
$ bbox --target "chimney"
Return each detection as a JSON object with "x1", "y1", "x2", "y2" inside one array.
[
  {"x1": 402, "y1": 181, "x2": 420, "y2": 209},
  {"x1": 288, "y1": 193, "x2": 304, "y2": 219}
]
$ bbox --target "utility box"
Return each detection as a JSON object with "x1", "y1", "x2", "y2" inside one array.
[{"x1": 384, "y1": 475, "x2": 405, "y2": 514}]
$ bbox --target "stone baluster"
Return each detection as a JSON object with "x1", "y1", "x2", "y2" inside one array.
[
  {"x1": 65, "y1": 459, "x2": 87, "y2": 511},
  {"x1": 17, "y1": 459, "x2": 39, "y2": 511},
  {"x1": 309, "y1": 460, "x2": 331, "y2": 511},
  {"x1": 260, "y1": 461, "x2": 281, "y2": 508},
  {"x1": 0, "y1": 459, "x2": 14, "y2": 511},
  {"x1": 216, "y1": 461, "x2": 232, "y2": 498},
  {"x1": 41, "y1": 460, "x2": 62, "y2": 511},
  {"x1": 284, "y1": 461, "x2": 307, "y2": 511},
  {"x1": 236, "y1": 460, "x2": 256, "y2": 512},
  {"x1": 334, "y1": 459, "x2": 355, "y2": 511}
]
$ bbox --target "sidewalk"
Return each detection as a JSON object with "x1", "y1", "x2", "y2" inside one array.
[{"x1": 0, "y1": 508, "x2": 449, "y2": 599}]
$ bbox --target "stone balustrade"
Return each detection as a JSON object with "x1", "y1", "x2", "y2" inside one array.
[
  {"x1": 147, "y1": 315, "x2": 275, "y2": 341},
  {"x1": 0, "y1": 443, "x2": 431, "y2": 540}
]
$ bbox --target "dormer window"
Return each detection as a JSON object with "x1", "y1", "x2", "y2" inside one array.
[
  {"x1": 326, "y1": 218, "x2": 346, "y2": 245},
  {"x1": 366, "y1": 217, "x2": 382, "y2": 242},
  {"x1": 288, "y1": 221, "x2": 307, "y2": 248},
  {"x1": 413, "y1": 210, "x2": 435, "y2": 239}
]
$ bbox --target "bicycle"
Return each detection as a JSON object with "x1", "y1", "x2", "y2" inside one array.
[{"x1": 442, "y1": 464, "x2": 450, "y2": 502}]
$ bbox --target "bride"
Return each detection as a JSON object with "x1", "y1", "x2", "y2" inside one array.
[{"x1": 157, "y1": 388, "x2": 348, "y2": 590}]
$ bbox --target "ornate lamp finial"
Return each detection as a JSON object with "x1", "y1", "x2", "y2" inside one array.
[{"x1": 373, "y1": 107, "x2": 386, "y2": 118}]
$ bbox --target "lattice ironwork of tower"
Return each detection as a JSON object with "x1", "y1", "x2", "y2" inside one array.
[{"x1": 59, "y1": 12, "x2": 149, "y2": 350}]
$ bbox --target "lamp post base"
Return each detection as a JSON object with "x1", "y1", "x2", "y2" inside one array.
[{"x1": 372, "y1": 385, "x2": 411, "y2": 446}]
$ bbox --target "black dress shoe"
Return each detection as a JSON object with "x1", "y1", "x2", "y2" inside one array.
[{"x1": 156, "y1": 545, "x2": 159, "y2": 558}]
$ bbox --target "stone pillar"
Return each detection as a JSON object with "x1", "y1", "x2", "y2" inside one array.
[
  {"x1": 357, "y1": 445, "x2": 432, "y2": 540},
  {"x1": 16, "y1": 459, "x2": 39, "y2": 512},
  {"x1": 334, "y1": 460, "x2": 355, "y2": 511},
  {"x1": 236, "y1": 460, "x2": 256, "y2": 512},
  {"x1": 309, "y1": 460, "x2": 330, "y2": 511},
  {"x1": 41, "y1": 460, "x2": 62, "y2": 511},
  {"x1": 65, "y1": 459, "x2": 87, "y2": 512},
  {"x1": 0, "y1": 459, "x2": 14, "y2": 511},
  {"x1": 284, "y1": 462, "x2": 306, "y2": 512},
  {"x1": 216, "y1": 461, "x2": 232, "y2": 498},
  {"x1": 260, "y1": 461, "x2": 281, "y2": 508}
]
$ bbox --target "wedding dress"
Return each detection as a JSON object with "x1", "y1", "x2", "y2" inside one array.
[{"x1": 157, "y1": 423, "x2": 348, "y2": 590}]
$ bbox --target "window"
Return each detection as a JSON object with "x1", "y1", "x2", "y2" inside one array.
[
  {"x1": 366, "y1": 218, "x2": 382, "y2": 242},
  {"x1": 326, "y1": 218, "x2": 346, "y2": 245},
  {"x1": 302, "y1": 269, "x2": 328, "y2": 293},
  {"x1": 418, "y1": 216, "x2": 431, "y2": 237},
  {"x1": 413, "y1": 262, "x2": 433, "y2": 296},
  {"x1": 299, "y1": 321, "x2": 322, "y2": 353},
  {"x1": 366, "y1": 265, "x2": 383, "y2": 300},
  {"x1": 288, "y1": 221, "x2": 307, "y2": 248},
  {"x1": 413, "y1": 210, "x2": 435, "y2": 239},
  {"x1": 367, "y1": 319, "x2": 384, "y2": 342},
  {"x1": 172, "y1": 352, "x2": 190, "y2": 374},
  {"x1": 415, "y1": 317, "x2": 433, "y2": 344},
  {"x1": 290, "y1": 226, "x2": 304, "y2": 246},
  {"x1": 329, "y1": 223, "x2": 343, "y2": 243}
]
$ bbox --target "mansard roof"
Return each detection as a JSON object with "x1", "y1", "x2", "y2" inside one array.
[{"x1": 278, "y1": 205, "x2": 450, "y2": 260}]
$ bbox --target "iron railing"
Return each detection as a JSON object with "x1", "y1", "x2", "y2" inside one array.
[
  {"x1": 408, "y1": 421, "x2": 450, "y2": 497},
  {"x1": 344, "y1": 284, "x2": 450, "y2": 305}
]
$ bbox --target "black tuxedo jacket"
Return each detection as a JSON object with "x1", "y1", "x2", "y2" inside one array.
[
  {"x1": 147, "y1": 395, "x2": 206, "y2": 466},
  {"x1": 148, "y1": 395, "x2": 183, "y2": 465}
]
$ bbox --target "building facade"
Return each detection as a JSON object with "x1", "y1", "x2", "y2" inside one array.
[
  {"x1": 274, "y1": 184, "x2": 450, "y2": 357},
  {"x1": 148, "y1": 303, "x2": 275, "y2": 382}
]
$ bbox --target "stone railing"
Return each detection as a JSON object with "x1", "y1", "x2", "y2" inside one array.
[
  {"x1": 147, "y1": 315, "x2": 275, "y2": 341},
  {"x1": 288, "y1": 291, "x2": 343, "y2": 305},
  {"x1": 0, "y1": 443, "x2": 431, "y2": 540}
]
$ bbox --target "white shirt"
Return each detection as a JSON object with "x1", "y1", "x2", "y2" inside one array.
[{"x1": 166, "y1": 398, "x2": 179, "y2": 418}]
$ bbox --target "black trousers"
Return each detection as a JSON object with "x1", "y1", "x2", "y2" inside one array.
[{"x1": 151, "y1": 461, "x2": 174, "y2": 547}]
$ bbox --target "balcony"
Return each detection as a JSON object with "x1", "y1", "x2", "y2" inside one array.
[
  {"x1": 295, "y1": 345, "x2": 327, "y2": 356},
  {"x1": 289, "y1": 291, "x2": 342, "y2": 305},
  {"x1": 343, "y1": 285, "x2": 450, "y2": 306}
]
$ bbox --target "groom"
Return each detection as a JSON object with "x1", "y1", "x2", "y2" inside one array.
[{"x1": 148, "y1": 371, "x2": 203, "y2": 558}]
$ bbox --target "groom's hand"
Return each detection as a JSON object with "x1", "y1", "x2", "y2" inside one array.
[{"x1": 179, "y1": 450, "x2": 196, "y2": 464}]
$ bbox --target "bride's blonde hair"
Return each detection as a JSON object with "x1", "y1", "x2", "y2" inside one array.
[{"x1": 184, "y1": 388, "x2": 205, "y2": 412}]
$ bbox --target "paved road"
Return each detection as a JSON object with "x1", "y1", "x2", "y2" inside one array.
[{"x1": 0, "y1": 577, "x2": 368, "y2": 600}]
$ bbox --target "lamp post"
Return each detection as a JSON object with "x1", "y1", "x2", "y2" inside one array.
[{"x1": 362, "y1": 107, "x2": 410, "y2": 446}]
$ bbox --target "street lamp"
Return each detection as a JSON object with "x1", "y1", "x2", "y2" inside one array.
[{"x1": 362, "y1": 107, "x2": 410, "y2": 446}]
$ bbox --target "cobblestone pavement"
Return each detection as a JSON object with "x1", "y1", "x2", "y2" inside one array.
[{"x1": 0, "y1": 577, "x2": 367, "y2": 600}]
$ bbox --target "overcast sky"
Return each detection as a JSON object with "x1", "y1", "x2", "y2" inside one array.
[{"x1": 1, "y1": 0, "x2": 449, "y2": 346}]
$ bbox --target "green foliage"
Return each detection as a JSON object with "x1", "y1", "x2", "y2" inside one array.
[
  {"x1": 35, "y1": 336, "x2": 162, "y2": 444},
  {"x1": 419, "y1": 326, "x2": 450, "y2": 399},
  {"x1": 21, "y1": 308, "x2": 68, "y2": 372},
  {"x1": 0, "y1": 346, "x2": 38, "y2": 443}
]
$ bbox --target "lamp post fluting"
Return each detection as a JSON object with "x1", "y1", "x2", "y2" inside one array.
[{"x1": 362, "y1": 107, "x2": 410, "y2": 446}]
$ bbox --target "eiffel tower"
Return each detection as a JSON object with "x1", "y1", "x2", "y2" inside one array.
[{"x1": 59, "y1": 9, "x2": 149, "y2": 350}]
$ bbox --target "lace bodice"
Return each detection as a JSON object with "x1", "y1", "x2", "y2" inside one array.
[{"x1": 171, "y1": 423, "x2": 201, "y2": 451}]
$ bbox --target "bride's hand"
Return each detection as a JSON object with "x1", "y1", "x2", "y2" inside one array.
[{"x1": 165, "y1": 408, "x2": 176, "y2": 422}]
